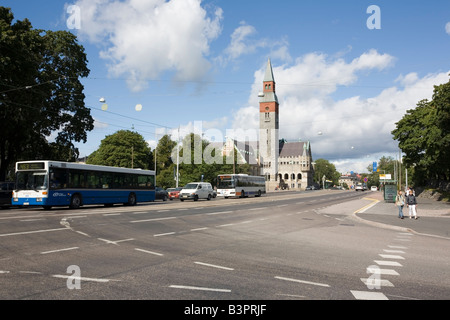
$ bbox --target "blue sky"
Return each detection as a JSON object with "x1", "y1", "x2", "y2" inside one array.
[{"x1": 3, "y1": 0, "x2": 450, "y2": 173}]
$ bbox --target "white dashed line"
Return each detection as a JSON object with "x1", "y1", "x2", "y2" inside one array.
[
  {"x1": 134, "y1": 248, "x2": 164, "y2": 256},
  {"x1": 351, "y1": 290, "x2": 388, "y2": 300},
  {"x1": 194, "y1": 261, "x2": 234, "y2": 271},
  {"x1": 378, "y1": 254, "x2": 404, "y2": 260},
  {"x1": 169, "y1": 285, "x2": 231, "y2": 293},
  {"x1": 41, "y1": 247, "x2": 79, "y2": 255},
  {"x1": 275, "y1": 276, "x2": 330, "y2": 288},
  {"x1": 0, "y1": 228, "x2": 68, "y2": 237},
  {"x1": 374, "y1": 260, "x2": 403, "y2": 267},
  {"x1": 154, "y1": 232, "x2": 176, "y2": 237},
  {"x1": 130, "y1": 217, "x2": 176, "y2": 223}
]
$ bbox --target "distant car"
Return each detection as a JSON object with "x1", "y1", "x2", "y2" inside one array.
[
  {"x1": 167, "y1": 187, "x2": 182, "y2": 200},
  {"x1": 371, "y1": 186, "x2": 378, "y2": 191},
  {"x1": 155, "y1": 187, "x2": 168, "y2": 201},
  {"x1": 355, "y1": 183, "x2": 365, "y2": 191},
  {"x1": 0, "y1": 182, "x2": 15, "y2": 208}
]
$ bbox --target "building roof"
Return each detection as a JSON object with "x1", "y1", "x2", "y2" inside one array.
[
  {"x1": 279, "y1": 141, "x2": 311, "y2": 157},
  {"x1": 264, "y1": 58, "x2": 275, "y2": 82}
]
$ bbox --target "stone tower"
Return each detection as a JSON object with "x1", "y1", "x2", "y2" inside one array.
[{"x1": 259, "y1": 58, "x2": 279, "y2": 189}]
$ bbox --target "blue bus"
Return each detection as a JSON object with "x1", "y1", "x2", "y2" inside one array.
[{"x1": 12, "y1": 160, "x2": 155, "y2": 209}]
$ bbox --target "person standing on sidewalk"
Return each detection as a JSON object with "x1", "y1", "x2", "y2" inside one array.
[
  {"x1": 406, "y1": 189, "x2": 418, "y2": 220},
  {"x1": 395, "y1": 190, "x2": 405, "y2": 219}
]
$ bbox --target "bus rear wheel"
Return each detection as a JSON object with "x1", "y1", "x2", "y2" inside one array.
[
  {"x1": 70, "y1": 194, "x2": 82, "y2": 209},
  {"x1": 126, "y1": 193, "x2": 137, "y2": 206}
]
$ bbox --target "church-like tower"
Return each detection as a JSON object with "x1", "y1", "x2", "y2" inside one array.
[{"x1": 259, "y1": 58, "x2": 279, "y2": 187}]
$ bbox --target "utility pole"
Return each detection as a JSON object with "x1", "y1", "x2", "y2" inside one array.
[{"x1": 176, "y1": 126, "x2": 180, "y2": 188}]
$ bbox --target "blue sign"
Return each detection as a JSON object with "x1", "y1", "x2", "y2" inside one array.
[{"x1": 373, "y1": 162, "x2": 377, "y2": 172}]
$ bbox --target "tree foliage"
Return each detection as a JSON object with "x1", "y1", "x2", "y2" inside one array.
[
  {"x1": 313, "y1": 158, "x2": 340, "y2": 187},
  {"x1": 87, "y1": 130, "x2": 153, "y2": 169},
  {"x1": 0, "y1": 7, "x2": 93, "y2": 180},
  {"x1": 392, "y1": 77, "x2": 450, "y2": 185}
]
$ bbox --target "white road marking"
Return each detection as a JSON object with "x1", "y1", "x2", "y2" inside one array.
[
  {"x1": 0, "y1": 228, "x2": 68, "y2": 237},
  {"x1": 41, "y1": 247, "x2": 79, "y2": 255},
  {"x1": 366, "y1": 267, "x2": 399, "y2": 276},
  {"x1": 130, "y1": 217, "x2": 176, "y2": 223},
  {"x1": 169, "y1": 285, "x2": 231, "y2": 293},
  {"x1": 351, "y1": 290, "x2": 388, "y2": 300},
  {"x1": 249, "y1": 207, "x2": 266, "y2": 211},
  {"x1": 98, "y1": 238, "x2": 134, "y2": 245},
  {"x1": 276, "y1": 293, "x2": 306, "y2": 299},
  {"x1": 217, "y1": 223, "x2": 234, "y2": 227},
  {"x1": 52, "y1": 274, "x2": 119, "y2": 283},
  {"x1": 388, "y1": 245, "x2": 408, "y2": 249},
  {"x1": 379, "y1": 254, "x2": 404, "y2": 260},
  {"x1": 194, "y1": 261, "x2": 234, "y2": 271},
  {"x1": 275, "y1": 276, "x2": 330, "y2": 288},
  {"x1": 134, "y1": 248, "x2": 164, "y2": 256},
  {"x1": 191, "y1": 227, "x2": 208, "y2": 232},
  {"x1": 374, "y1": 260, "x2": 403, "y2": 267},
  {"x1": 206, "y1": 211, "x2": 233, "y2": 215},
  {"x1": 154, "y1": 232, "x2": 176, "y2": 237},
  {"x1": 383, "y1": 249, "x2": 405, "y2": 254},
  {"x1": 360, "y1": 278, "x2": 394, "y2": 287}
]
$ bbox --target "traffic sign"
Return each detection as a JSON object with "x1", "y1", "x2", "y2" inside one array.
[{"x1": 373, "y1": 162, "x2": 377, "y2": 172}]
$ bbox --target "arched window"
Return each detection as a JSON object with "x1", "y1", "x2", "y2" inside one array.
[
  {"x1": 284, "y1": 173, "x2": 289, "y2": 180},
  {"x1": 291, "y1": 173, "x2": 295, "y2": 180},
  {"x1": 297, "y1": 173, "x2": 302, "y2": 180}
]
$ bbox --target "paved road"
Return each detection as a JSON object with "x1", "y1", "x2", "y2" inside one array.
[{"x1": 0, "y1": 190, "x2": 448, "y2": 307}]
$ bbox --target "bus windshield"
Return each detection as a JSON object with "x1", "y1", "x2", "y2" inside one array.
[
  {"x1": 16, "y1": 171, "x2": 48, "y2": 191},
  {"x1": 217, "y1": 177, "x2": 235, "y2": 189}
]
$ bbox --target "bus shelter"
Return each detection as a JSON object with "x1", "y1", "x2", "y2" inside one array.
[{"x1": 381, "y1": 180, "x2": 397, "y2": 203}]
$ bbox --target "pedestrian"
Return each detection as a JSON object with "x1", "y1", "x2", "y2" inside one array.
[
  {"x1": 395, "y1": 190, "x2": 405, "y2": 219},
  {"x1": 406, "y1": 189, "x2": 418, "y2": 220}
]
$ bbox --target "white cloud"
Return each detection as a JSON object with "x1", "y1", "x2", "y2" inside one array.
[
  {"x1": 446, "y1": 22, "x2": 450, "y2": 35},
  {"x1": 74, "y1": 0, "x2": 223, "y2": 91},
  {"x1": 231, "y1": 50, "x2": 449, "y2": 172},
  {"x1": 218, "y1": 22, "x2": 291, "y2": 66}
]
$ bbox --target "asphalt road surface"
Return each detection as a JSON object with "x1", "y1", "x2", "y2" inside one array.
[{"x1": 1, "y1": 190, "x2": 449, "y2": 307}]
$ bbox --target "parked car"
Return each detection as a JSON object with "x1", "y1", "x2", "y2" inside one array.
[
  {"x1": 167, "y1": 187, "x2": 182, "y2": 200},
  {"x1": 355, "y1": 183, "x2": 365, "y2": 191},
  {"x1": 155, "y1": 187, "x2": 168, "y2": 201},
  {"x1": 0, "y1": 181, "x2": 15, "y2": 208},
  {"x1": 371, "y1": 186, "x2": 378, "y2": 191},
  {"x1": 179, "y1": 182, "x2": 214, "y2": 201}
]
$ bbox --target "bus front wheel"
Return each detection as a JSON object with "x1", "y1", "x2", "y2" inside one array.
[{"x1": 70, "y1": 194, "x2": 82, "y2": 209}]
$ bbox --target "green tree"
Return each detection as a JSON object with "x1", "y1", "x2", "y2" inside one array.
[
  {"x1": 313, "y1": 159, "x2": 340, "y2": 188},
  {"x1": 392, "y1": 77, "x2": 450, "y2": 185},
  {"x1": 0, "y1": 7, "x2": 93, "y2": 180},
  {"x1": 87, "y1": 130, "x2": 153, "y2": 169}
]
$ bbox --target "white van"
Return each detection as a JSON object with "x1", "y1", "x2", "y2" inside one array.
[{"x1": 179, "y1": 182, "x2": 214, "y2": 201}]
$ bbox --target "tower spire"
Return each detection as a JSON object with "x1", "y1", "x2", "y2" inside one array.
[{"x1": 264, "y1": 58, "x2": 275, "y2": 82}]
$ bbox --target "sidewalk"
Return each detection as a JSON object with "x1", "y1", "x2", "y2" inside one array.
[
  {"x1": 361, "y1": 191, "x2": 450, "y2": 217},
  {"x1": 316, "y1": 190, "x2": 450, "y2": 239},
  {"x1": 355, "y1": 191, "x2": 450, "y2": 239}
]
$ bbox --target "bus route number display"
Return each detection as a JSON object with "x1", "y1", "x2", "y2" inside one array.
[{"x1": 17, "y1": 162, "x2": 45, "y2": 170}]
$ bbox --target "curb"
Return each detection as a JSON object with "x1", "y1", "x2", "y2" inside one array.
[
  {"x1": 350, "y1": 197, "x2": 450, "y2": 240},
  {"x1": 350, "y1": 197, "x2": 414, "y2": 234}
]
